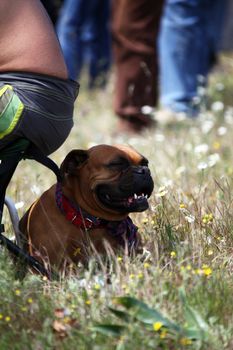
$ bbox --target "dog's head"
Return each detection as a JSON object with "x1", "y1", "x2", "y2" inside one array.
[{"x1": 60, "y1": 144, "x2": 154, "y2": 220}]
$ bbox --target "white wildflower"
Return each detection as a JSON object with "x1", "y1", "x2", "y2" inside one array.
[
  {"x1": 208, "y1": 153, "x2": 220, "y2": 167},
  {"x1": 31, "y1": 185, "x2": 41, "y2": 195},
  {"x1": 154, "y1": 133, "x2": 165, "y2": 142},
  {"x1": 217, "y1": 126, "x2": 227, "y2": 136},
  {"x1": 201, "y1": 119, "x2": 214, "y2": 134},
  {"x1": 185, "y1": 215, "x2": 195, "y2": 223},
  {"x1": 211, "y1": 101, "x2": 224, "y2": 112},
  {"x1": 15, "y1": 201, "x2": 24, "y2": 209},
  {"x1": 194, "y1": 143, "x2": 209, "y2": 154},
  {"x1": 197, "y1": 153, "x2": 220, "y2": 170},
  {"x1": 197, "y1": 162, "x2": 208, "y2": 170},
  {"x1": 224, "y1": 108, "x2": 233, "y2": 124}
]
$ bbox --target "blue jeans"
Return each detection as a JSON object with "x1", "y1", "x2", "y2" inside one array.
[
  {"x1": 159, "y1": 0, "x2": 226, "y2": 115},
  {"x1": 56, "y1": 0, "x2": 111, "y2": 86}
]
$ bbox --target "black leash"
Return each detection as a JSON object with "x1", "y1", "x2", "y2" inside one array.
[
  {"x1": 0, "y1": 142, "x2": 61, "y2": 279},
  {"x1": 0, "y1": 233, "x2": 57, "y2": 279}
]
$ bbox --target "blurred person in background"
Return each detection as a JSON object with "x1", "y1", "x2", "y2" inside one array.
[
  {"x1": 56, "y1": 0, "x2": 111, "y2": 89},
  {"x1": 111, "y1": 0, "x2": 164, "y2": 134},
  {"x1": 157, "y1": 0, "x2": 227, "y2": 123}
]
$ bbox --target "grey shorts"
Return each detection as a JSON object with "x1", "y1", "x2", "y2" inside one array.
[{"x1": 0, "y1": 72, "x2": 79, "y2": 155}]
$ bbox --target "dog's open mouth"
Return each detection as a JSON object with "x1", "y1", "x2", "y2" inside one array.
[{"x1": 96, "y1": 186, "x2": 151, "y2": 213}]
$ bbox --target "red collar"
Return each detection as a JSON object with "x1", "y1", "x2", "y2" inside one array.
[
  {"x1": 55, "y1": 183, "x2": 139, "y2": 247},
  {"x1": 55, "y1": 182, "x2": 102, "y2": 230}
]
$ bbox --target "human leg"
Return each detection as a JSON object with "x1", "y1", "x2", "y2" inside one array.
[
  {"x1": 88, "y1": 0, "x2": 111, "y2": 88},
  {"x1": 159, "y1": 0, "x2": 224, "y2": 117},
  {"x1": 56, "y1": 0, "x2": 87, "y2": 80},
  {"x1": 111, "y1": 0, "x2": 164, "y2": 132}
]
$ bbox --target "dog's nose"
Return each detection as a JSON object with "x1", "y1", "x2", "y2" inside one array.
[{"x1": 134, "y1": 166, "x2": 150, "y2": 175}]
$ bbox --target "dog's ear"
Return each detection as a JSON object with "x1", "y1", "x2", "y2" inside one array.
[{"x1": 60, "y1": 150, "x2": 89, "y2": 176}]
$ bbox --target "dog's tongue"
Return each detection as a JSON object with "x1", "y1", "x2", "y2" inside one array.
[{"x1": 127, "y1": 196, "x2": 134, "y2": 204}]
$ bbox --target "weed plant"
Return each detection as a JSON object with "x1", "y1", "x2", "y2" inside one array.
[{"x1": 1, "y1": 57, "x2": 233, "y2": 349}]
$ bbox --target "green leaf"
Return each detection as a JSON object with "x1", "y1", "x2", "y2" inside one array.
[
  {"x1": 114, "y1": 296, "x2": 181, "y2": 332},
  {"x1": 183, "y1": 328, "x2": 206, "y2": 340},
  {"x1": 114, "y1": 296, "x2": 147, "y2": 309},
  {"x1": 184, "y1": 305, "x2": 209, "y2": 336},
  {"x1": 109, "y1": 307, "x2": 131, "y2": 322},
  {"x1": 179, "y1": 287, "x2": 209, "y2": 340},
  {"x1": 92, "y1": 324, "x2": 126, "y2": 337}
]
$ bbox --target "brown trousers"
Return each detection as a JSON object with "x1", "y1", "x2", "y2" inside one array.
[{"x1": 111, "y1": 0, "x2": 164, "y2": 119}]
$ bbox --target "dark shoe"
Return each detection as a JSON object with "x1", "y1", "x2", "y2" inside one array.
[{"x1": 117, "y1": 114, "x2": 156, "y2": 134}]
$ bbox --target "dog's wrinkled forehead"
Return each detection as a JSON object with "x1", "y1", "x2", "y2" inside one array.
[{"x1": 88, "y1": 144, "x2": 147, "y2": 166}]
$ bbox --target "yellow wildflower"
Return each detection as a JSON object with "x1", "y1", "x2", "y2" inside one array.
[
  {"x1": 129, "y1": 274, "x2": 135, "y2": 279},
  {"x1": 202, "y1": 213, "x2": 214, "y2": 224},
  {"x1": 63, "y1": 316, "x2": 71, "y2": 324},
  {"x1": 138, "y1": 272, "x2": 144, "y2": 279},
  {"x1": 179, "y1": 203, "x2": 186, "y2": 209},
  {"x1": 160, "y1": 330, "x2": 167, "y2": 339},
  {"x1": 153, "y1": 321, "x2": 163, "y2": 331},
  {"x1": 213, "y1": 141, "x2": 220, "y2": 150},
  {"x1": 73, "y1": 247, "x2": 81, "y2": 256},
  {"x1": 156, "y1": 187, "x2": 168, "y2": 197},
  {"x1": 117, "y1": 256, "x2": 123, "y2": 262},
  {"x1": 143, "y1": 262, "x2": 150, "y2": 268},
  {"x1": 5, "y1": 316, "x2": 11, "y2": 322},
  {"x1": 142, "y1": 218, "x2": 149, "y2": 224},
  {"x1": 85, "y1": 300, "x2": 91, "y2": 305},
  {"x1": 15, "y1": 289, "x2": 21, "y2": 296},
  {"x1": 0, "y1": 314, "x2": 3, "y2": 320},
  {"x1": 170, "y1": 251, "x2": 176, "y2": 258},
  {"x1": 180, "y1": 337, "x2": 192, "y2": 345},
  {"x1": 27, "y1": 298, "x2": 33, "y2": 304},
  {"x1": 203, "y1": 267, "x2": 212, "y2": 277},
  {"x1": 207, "y1": 249, "x2": 214, "y2": 256},
  {"x1": 94, "y1": 284, "x2": 100, "y2": 290}
]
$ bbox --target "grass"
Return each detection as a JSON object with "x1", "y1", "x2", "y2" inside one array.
[{"x1": 1, "y1": 56, "x2": 233, "y2": 349}]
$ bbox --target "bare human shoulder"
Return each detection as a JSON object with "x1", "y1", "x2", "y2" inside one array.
[{"x1": 0, "y1": 0, "x2": 68, "y2": 78}]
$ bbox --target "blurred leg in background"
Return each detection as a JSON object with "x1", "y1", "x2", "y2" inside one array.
[
  {"x1": 111, "y1": 0, "x2": 164, "y2": 133},
  {"x1": 158, "y1": 0, "x2": 227, "y2": 122},
  {"x1": 56, "y1": 0, "x2": 111, "y2": 88}
]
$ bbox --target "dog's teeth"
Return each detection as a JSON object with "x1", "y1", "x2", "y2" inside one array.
[
  {"x1": 106, "y1": 194, "x2": 111, "y2": 200},
  {"x1": 145, "y1": 194, "x2": 148, "y2": 199},
  {"x1": 134, "y1": 193, "x2": 137, "y2": 199}
]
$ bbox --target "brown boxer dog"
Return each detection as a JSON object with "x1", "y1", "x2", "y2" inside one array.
[{"x1": 19, "y1": 144, "x2": 154, "y2": 269}]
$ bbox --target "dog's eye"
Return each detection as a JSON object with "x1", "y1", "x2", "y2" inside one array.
[{"x1": 107, "y1": 158, "x2": 130, "y2": 170}]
